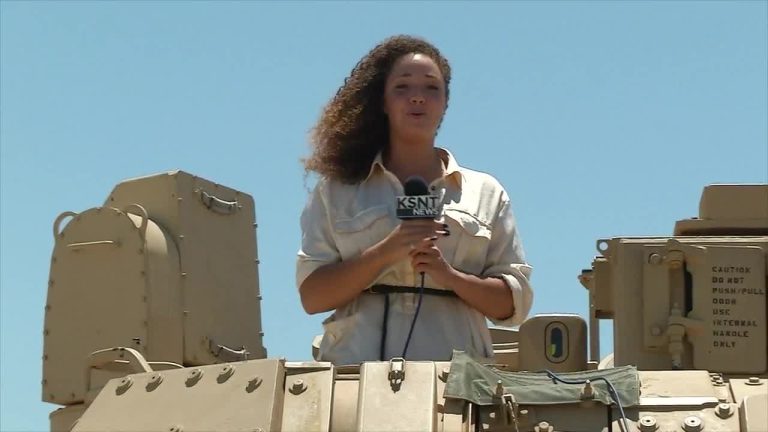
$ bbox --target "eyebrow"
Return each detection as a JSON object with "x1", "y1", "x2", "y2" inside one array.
[{"x1": 395, "y1": 72, "x2": 440, "y2": 79}]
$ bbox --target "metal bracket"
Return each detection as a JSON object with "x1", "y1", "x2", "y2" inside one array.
[
  {"x1": 492, "y1": 380, "x2": 520, "y2": 432},
  {"x1": 388, "y1": 357, "x2": 405, "y2": 392}
]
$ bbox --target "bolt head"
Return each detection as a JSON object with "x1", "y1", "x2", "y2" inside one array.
[
  {"x1": 185, "y1": 369, "x2": 203, "y2": 387},
  {"x1": 638, "y1": 415, "x2": 658, "y2": 432},
  {"x1": 217, "y1": 365, "x2": 236, "y2": 383},
  {"x1": 289, "y1": 379, "x2": 307, "y2": 395},
  {"x1": 716, "y1": 403, "x2": 733, "y2": 418},
  {"x1": 682, "y1": 416, "x2": 703, "y2": 432},
  {"x1": 246, "y1": 376, "x2": 263, "y2": 393},
  {"x1": 116, "y1": 377, "x2": 133, "y2": 394}
]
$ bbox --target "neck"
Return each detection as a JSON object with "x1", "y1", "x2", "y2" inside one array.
[{"x1": 385, "y1": 135, "x2": 443, "y2": 184}]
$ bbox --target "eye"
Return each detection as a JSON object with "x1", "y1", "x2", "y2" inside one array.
[
  {"x1": 394, "y1": 83, "x2": 409, "y2": 90},
  {"x1": 427, "y1": 84, "x2": 440, "y2": 91}
]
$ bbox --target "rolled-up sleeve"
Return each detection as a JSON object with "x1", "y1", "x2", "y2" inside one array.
[
  {"x1": 296, "y1": 181, "x2": 340, "y2": 289},
  {"x1": 482, "y1": 198, "x2": 533, "y2": 326}
]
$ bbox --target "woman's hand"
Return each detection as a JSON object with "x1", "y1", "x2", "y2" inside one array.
[
  {"x1": 373, "y1": 219, "x2": 449, "y2": 265},
  {"x1": 409, "y1": 242, "x2": 456, "y2": 286}
]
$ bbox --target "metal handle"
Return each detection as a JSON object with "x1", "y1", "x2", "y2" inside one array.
[
  {"x1": 84, "y1": 347, "x2": 153, "y2": 394},
  {"x1": 209, "y1": 338, "x2": 250, "y2": 362},
  {"x1": 122, "y1": 204, "x2": 148, "y2": 238},
  {"x1": 199, "y1": 189, "x2": 240, "y2": 215},
  {"x1": 67, "y1": 240, "x2": 119, "y2": 250},
  {"x1": 53, "y1": 211, "x2": 78, "y2": 239}
]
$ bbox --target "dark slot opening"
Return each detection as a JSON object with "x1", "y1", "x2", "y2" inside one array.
[{"x1": 684, "y1": 264, "x2": 694, "y2": 315}]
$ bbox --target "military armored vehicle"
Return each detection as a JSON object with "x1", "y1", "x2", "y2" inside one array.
[{"x1": 42, "y1": 171, "x2": 767, "y2": 431}]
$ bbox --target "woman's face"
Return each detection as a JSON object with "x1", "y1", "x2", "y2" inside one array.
[{"x1": 383, "y1": 53, "x2": 447, "y2": 141}]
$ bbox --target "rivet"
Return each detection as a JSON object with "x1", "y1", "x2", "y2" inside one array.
[
  {"x1": 716, "y1": 403, "x2": 733, "y2": 419},
  {"x1": 650, "y1": 326, "x2": 662, "y2": 337},
  {"x1": 246, "y1": 376, "x2": 263, "y2": 393},
  {"x1": 534, "y1": 421, "x2": 553, "y2": 432},
  {"x1": 638, "y1": 415, "x2": 658, "y2": 432},
  {"x1": 289, "y1": 379, "x2": 307, "y2": 395},
  {"x1": 648, "y1": 253, "x2": 662, "y2": 265},
  {"x1": 746, "y1": 377, "x2": 763, "y2": 385},
  {"x1": 681, "y1": 415, "x2": 703, "y2": 432},
  {"x1": 169, "y1": 426, "x2": 183, "y2": 432}
]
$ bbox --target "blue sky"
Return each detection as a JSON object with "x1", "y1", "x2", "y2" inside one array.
[{"x1": 1, "y1": 1, "x2": 766, "y2": 430}]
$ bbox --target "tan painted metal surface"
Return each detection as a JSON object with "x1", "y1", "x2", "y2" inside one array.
[{"x1": 41, "y1": 175, "x2": 767, "y2": 431}]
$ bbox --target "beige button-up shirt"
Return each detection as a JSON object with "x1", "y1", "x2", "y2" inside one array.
[{"x1": 297, "y1": 148, "x2": 533, "y2": 364}]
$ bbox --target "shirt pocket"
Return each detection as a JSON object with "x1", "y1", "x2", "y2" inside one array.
[
  {"x1": 445, "y1": 209, "x2": 492, "y2": 275},
  {"x1": 332, "y1": 205, "x2": 391, "y2": 258},
  {"x1": 318, "y1": 312, "x2": 357, "y2": 362}
]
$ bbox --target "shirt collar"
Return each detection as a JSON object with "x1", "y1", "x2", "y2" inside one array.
[{"x1": 364, "y1": 147, "x2": 464, "y2": 189}]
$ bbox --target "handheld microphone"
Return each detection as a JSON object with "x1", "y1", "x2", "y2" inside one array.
[
  {"x1": 396, "y1": 176, "x2": 439, "y2": 219},
  {"x1": 394, "y1": 176, "x2": 438, "y2": 359}
]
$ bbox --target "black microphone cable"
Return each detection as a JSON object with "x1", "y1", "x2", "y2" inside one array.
[{"x1": 401, "y1": 271, "x2": 425, "y2": 358}]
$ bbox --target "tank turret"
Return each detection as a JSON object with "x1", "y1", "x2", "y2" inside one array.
[{"x1": 43, "y1": 175, "x2": 767, "y2": 431}]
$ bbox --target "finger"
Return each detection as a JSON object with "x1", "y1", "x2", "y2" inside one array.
[
  {"x1": 401, "y1": 220, "x2": 450, "y2": 233},
  {"x1": 409, "y1": 237, "x2": 438, "y2": 254},
  {"x1": 410, "y1": 245, "x2": 440, "y2": 260}
]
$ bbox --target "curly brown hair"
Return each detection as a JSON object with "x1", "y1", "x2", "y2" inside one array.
[{"x1": 304, "y1": 35, "x2": 452, "y2": 184}]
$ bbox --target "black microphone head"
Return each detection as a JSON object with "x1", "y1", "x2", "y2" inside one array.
[{"x1": 403, "y1": 176, "x2": 429, "y2": 196}]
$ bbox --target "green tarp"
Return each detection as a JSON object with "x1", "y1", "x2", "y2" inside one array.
[{"x1": 444, "y1": 351, "x2": 640, "y2": 407}]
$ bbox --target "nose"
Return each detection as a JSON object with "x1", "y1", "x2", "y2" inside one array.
[{"x1": 409, "y1": 93, "x2": 425, "y2": 104}]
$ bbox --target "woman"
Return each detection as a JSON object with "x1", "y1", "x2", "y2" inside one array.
[{"x1": 297, "y1": 35, "x2": 533, "y2": 365}]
